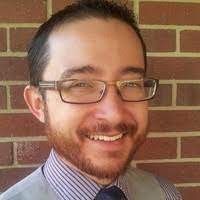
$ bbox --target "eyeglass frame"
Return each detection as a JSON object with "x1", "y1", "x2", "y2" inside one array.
[{"x1": 38, "y1": 78, "x2": 159, "y2": 104}]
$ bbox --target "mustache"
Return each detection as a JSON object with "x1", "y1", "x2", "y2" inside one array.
[{"x1": 77, "y1": 120, "x2": 137, "y2": 136}]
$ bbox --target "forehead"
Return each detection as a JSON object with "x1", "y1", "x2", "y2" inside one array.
[{"x1": 43, "y1": 18, "x2": 145, "y2": 80}]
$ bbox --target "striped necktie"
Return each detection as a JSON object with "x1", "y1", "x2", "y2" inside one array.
[{"x1": 95, "y1": 186, "x2": 127, "y2": 200}]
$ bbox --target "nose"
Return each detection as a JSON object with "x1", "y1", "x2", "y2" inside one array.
[{"x1": 94, "y1": 86, "x2": 126, "y2": 124}]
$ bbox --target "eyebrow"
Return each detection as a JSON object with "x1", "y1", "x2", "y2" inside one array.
[
  {"x1": 60, "y1": 65, "x2": 97, "y2": 79},
  {"x1": 121, "y1": 66, "x2": 145, "y2": 76},
  {"x1": 59, "y1": 65, "x2": 145, "y2": 80}
]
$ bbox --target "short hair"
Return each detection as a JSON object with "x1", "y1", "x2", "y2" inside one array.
[{"x1": 28, "y1": 0, "x2": 146, "y2": 86}]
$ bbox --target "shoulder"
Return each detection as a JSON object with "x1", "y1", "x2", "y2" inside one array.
[
  {"x1": 0, "y1": 167, "x2": 58, "y2": 200},
  {"x1": 125, "y1": 166, "x2": 160, "y2": 183},
  {"x1": 125, "y1": 167, "x2": 182, "y2": 200},
  {"x1": 156, "y1": 176, "x2": 182, "y2": 200}
]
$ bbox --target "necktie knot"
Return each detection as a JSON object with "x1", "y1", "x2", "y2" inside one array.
[{"x1": 95, "y1": 186, "x2": 127, "y2": 200}]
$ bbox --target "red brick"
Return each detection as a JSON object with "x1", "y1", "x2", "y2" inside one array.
[
  {"x1": 140, "y1": 2, "x2": 200, "y2": 25},
  {"x1": 52, "y1": 0, "x2": 77, "y2": 13},
  {"x1": 0, "y1": 143, "x2": 13, "y2": 165},
  {"x1": 17, "y1": 141, "x2": 50, "y2": 164},
  {"x1": 0, "y1": 167, "x2": 35, "y2": 192},
  {"x1": 178, "y1": 187, "x2": 200, "y2": 200},
  {"x1": 10, "y1": 28, "x2": 37, "y2": 52},
  {"x1": 149, "y1": 110, "x2": 200, "y2": 132},
  {"x1": 52, "y1": 0, "x2": 133, "y2": 13},
  {"x1": 0, "y1": 0, "x2": 46, "y2": 23},
  {"x1": 180, "y1": 30, "x2": 200, "y2": 52},
  {"x1": 0, "y1": 57, "x2": 28, "y2": 81},
  {"x1": 0, "y1": 113, "x2": 45, "y2": 137},
  {"x1": 149, "y1": 84, "x2": 172, "y2": 107},
  {"x1": 0, "y1": 86, "x2": 7, "y2": 109},
  {"x1": 137, "y1": 162, "x2": 200, "y2": 183},
  {"x1": 147, "y1": 57, "x2": 200, "y2": 80},
  {"x1": 10, "y1": 85, "x2": 27, "y2": 109},
  {"x1": 0, "y1": 28, "x2": 6, "y2": 51},
  {"x1": 141, "y1": 29, "x2": 176, "y2": 52},
  {"x1": 177, "y1": 84, "x2": 200, "y2": 106},
  {"x1": 134, "y1": 138, "x2": 177, "y2": 160},
  {"x1": 181, "y1": 137, "x2": 200, "y2": 158}
]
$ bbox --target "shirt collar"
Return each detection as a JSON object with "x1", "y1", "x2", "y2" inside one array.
[{"x1": 43, "y1": 149, "x2": 130, "y2": 200}]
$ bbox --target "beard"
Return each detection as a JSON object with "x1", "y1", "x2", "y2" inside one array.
[{"x1": 45, "y1": 110, "x2": 147, "y2": 181}]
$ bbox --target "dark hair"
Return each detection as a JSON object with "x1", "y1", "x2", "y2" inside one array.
[{"x1": 28, "y1": 0, "x2": 146, "y2": 86}]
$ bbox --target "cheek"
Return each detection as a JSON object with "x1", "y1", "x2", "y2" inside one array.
[{"x1": 45, "y1": 94, "x2": 88, "y2": 131}]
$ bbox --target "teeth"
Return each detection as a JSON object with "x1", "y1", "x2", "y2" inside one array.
[{"x1": 88, "y1": 133, "x2": 123, "y2": 142}]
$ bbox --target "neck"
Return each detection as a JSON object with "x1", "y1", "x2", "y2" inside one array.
[{"x1": 57, "y1": 153, "x2": 115, "y2": 186}]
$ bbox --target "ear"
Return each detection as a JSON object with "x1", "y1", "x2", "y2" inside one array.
[{"x1": 24, "y1": 85, "x2": 45, "y2": 123}]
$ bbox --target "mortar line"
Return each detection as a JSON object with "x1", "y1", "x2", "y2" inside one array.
[
  {"x1": 6, "y1": 85, "x2": 11, "y2": 110},
  {"x1": 0, "y1": 52, "x2": 27, "y2": 57},
  {"x1": 47, "y1": 0, "x2": 52, "y2": 19},
  {"x1": 13, "y1": 142, "x2": 18, "y2": 165},
  {"x1": 6, "y1": 27, "x2": 10, "y2": 52},
  {"x1": 176, "y1": 29, "x2": 180, "y2": 52},
  {"x1": 172, "y1": 80, "x2": 177, "y2": 107},
  {"x1": 0, "y1": 164, "x2": 40, "y2": 169},
  {"x1": 150, "y1": 106, "x2": 200, "y2": 110},
  {"x1": 158, "y1": 80, "x2": 200, "y2": 84},
  {"x1": 139, "y1": 25, "x2": 200, "y2": 30},
  {"x1": 0, "y1": 81, "x2": 28, "y2": 85},
  {"x1": 133, "y1": 0, "x2": 139, "y2": 23},
  {"x1": 0, "y1": 109, "x2": 30, "y2": 113},
  {"x1": 0, "y1": 23, "x2": 41, "y2": 28},
  {"x1": 147, "y1": 52, "x2": 200, "y2": 57},
  {"x1": 134, "y1": 158, "x2": 200, "y2": 164},
  {"x1": 176, "y1": 183, "x2": 200, "y2": 187},
  {"x1": 177, "y1": 137, "x2": 181, "y2": 159},
  {"x1": 148, "y1": 132, "x2": 200, "y2": 138},
  {"x1": 0, "y1": 136, "x2": 47, "y2": 142}
]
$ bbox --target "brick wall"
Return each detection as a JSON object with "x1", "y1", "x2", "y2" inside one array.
[{"x1": 0, "y1": 0, "x2": 199, "y2": 199}]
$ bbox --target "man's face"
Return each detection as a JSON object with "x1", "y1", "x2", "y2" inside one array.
[{"x1": 43, "y1": 18, "x2": 148, "y2": 182}]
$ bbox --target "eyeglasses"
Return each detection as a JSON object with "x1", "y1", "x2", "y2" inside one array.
[{"x1": 38, "y1": 78, "x2": 159, "y2": 104}]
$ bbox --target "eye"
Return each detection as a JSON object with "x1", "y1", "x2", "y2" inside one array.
[
  {"x1": 71, "y1": 80, "x2": 94, "y2": 88},
  {"x1": 121, "y1": 81, "x2": 142, "y2": 88}
]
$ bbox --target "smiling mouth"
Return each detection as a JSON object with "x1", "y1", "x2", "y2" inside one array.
[{"x1": 86, "y1": 132, "x2": 127, "y2": 142}]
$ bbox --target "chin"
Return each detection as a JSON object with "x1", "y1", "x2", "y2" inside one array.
[
  {"x1": 53, "y1": 141, "x2": 132, "y2": 180},
  {"x1": 76, "y1": 156, "x2": 130, "y2": 181}
]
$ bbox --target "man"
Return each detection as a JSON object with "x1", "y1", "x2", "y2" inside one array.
[{"x1": 0, "y1": 0, "x2": 182, "y2": 199}]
